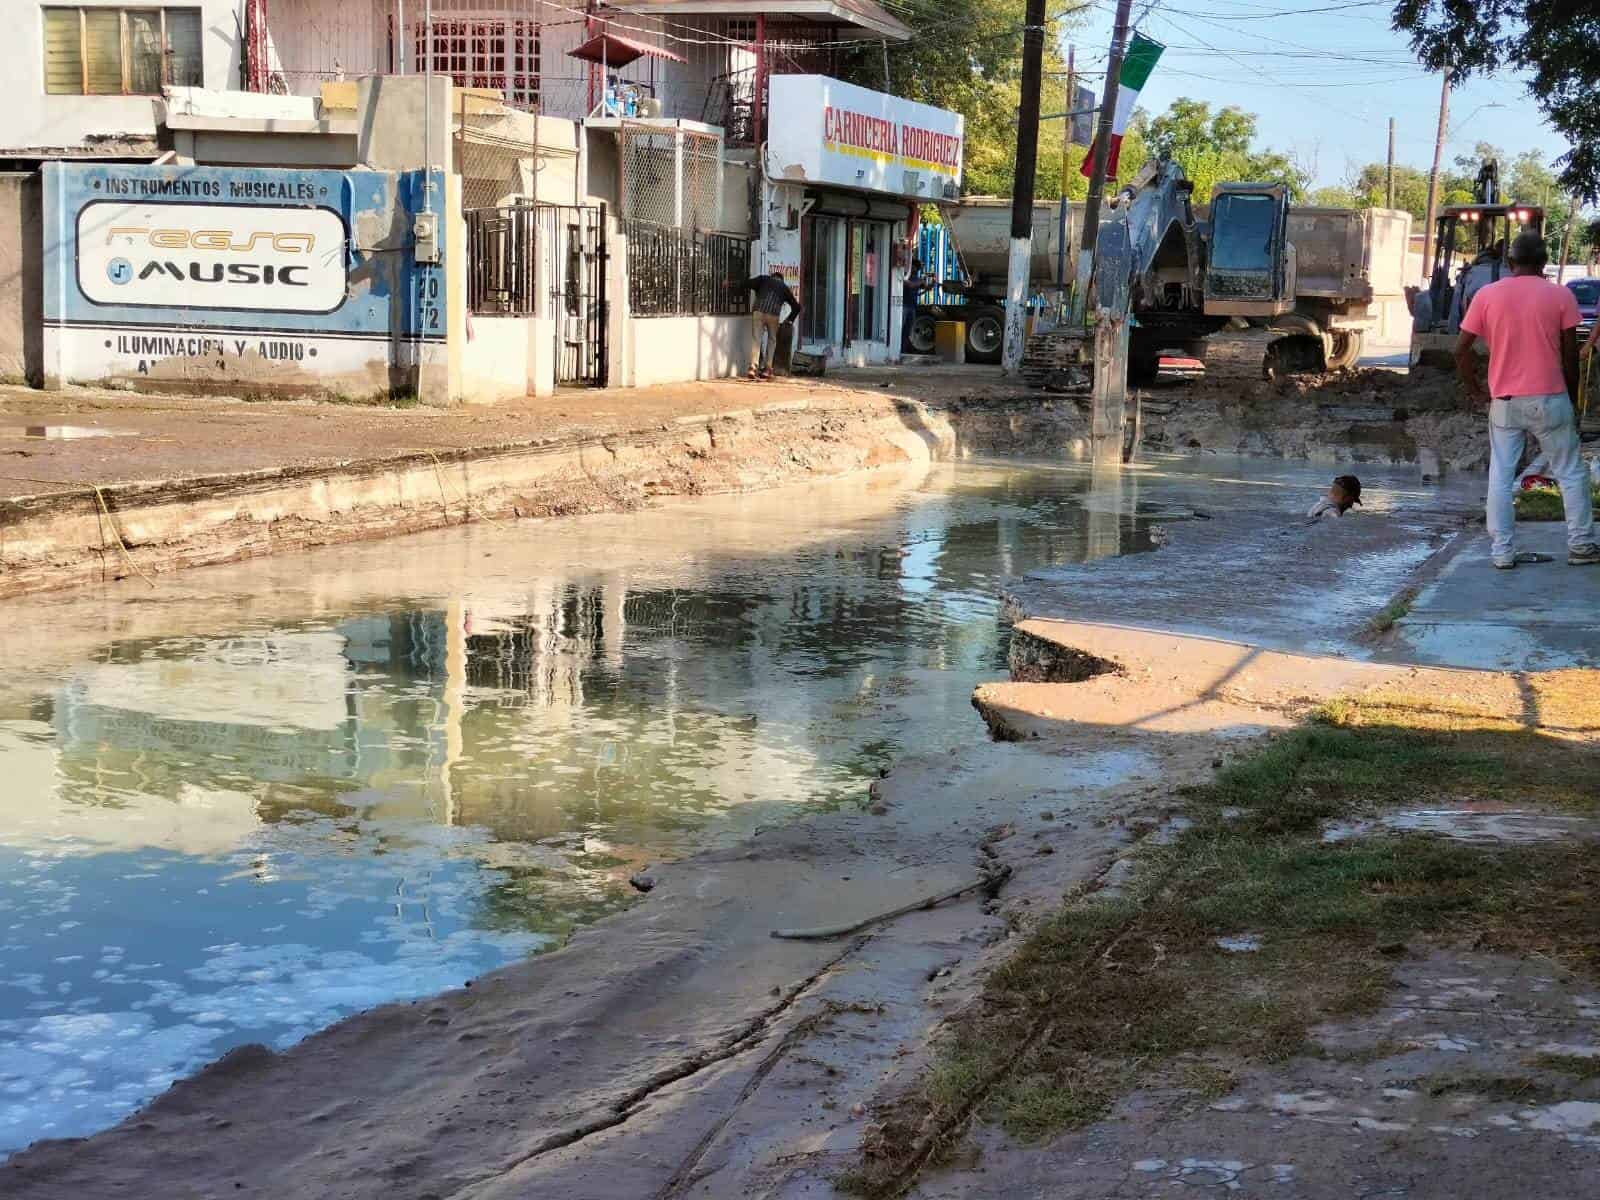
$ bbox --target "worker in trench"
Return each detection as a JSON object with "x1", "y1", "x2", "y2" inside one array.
[
  {"x1": 1307, "y1": 474, "x2": 1363, "y2": 520},
  {"x1": 1454, "y1": 231, "x2": 1599, "y2": 569}
]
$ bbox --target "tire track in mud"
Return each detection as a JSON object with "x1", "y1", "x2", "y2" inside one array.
[{"x1": 446, "y1": 936, "x2": 870, "y2": 1199}]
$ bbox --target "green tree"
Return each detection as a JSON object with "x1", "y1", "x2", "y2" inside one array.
[
  {"x1": 1390, "y1": 1, "x2": 1600, "y2": 202},
  {"x1": 1130, "y1": 97, "x2": 1307, "y2": 199},
  {"x1": 1309, "y1": 185, "x2": 1357, "y2": 208}
]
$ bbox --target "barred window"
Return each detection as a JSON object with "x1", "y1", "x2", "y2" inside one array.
[
  {"x1": 414, "y1": 17, "x2": 539, "y2": 110},
  {"x1": 43, "y1": 7, "x2": 202, "y2": 96}
]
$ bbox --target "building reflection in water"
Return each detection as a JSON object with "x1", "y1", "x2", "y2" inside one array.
[{"x1": 0, "y1": 461, "x2": 1166, "y2": 1151}]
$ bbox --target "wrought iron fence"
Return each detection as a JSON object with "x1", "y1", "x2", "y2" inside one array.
[
  {"x1": 466, "y1": 204, "x2": 539, "y2": 316},
  {"x1": 627, "y1": 220, "x2": 751, "y2": 317}
]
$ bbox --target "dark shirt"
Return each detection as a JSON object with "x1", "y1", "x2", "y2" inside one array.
[
  {"x1": 745, "y1": 275, "x2": 800, "y2": 318},
  {"x1": 903, "y1": 273, "x2": 929, "y2": 313}
]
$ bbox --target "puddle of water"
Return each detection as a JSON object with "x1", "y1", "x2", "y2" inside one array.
[
  {"x1": 0, "y1": 453, "x2": 1465, "y2": 1153},
  {"x1": 0, "y1": 460, "x2": 1174, "y2": 1152},
  {"x1": 1323, "y1": 810, "x2": 1600, "y2": 845}
]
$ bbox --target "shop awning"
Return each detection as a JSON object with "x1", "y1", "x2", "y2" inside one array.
[{"x1": 567, "y1": 28, "x2": 686, "y2": 68}]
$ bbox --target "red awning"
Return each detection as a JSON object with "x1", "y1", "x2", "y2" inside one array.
[{"x1": 567, "y1": 28, "x2": 686, "y2": 67}]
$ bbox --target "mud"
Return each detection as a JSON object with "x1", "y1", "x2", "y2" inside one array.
[{"x1": 1139, "y1": 333, "x2": 1489, "y2": 470}]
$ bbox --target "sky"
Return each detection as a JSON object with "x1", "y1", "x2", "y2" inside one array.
[{"x1": 1056, "y1": 0, "x2": 1575, "y2": 197}]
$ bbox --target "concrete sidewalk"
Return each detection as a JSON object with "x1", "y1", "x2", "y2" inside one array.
[
  {"x1": 1391, "y1": 522, "x2": 1600, "y2": 671},
  {"x1": 0, "y1": 365, "x2": 1009, "y2": 502}
]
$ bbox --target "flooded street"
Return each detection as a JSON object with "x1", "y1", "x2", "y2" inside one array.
[
  {"x1": 0, "y1": 458, "x2": 1169, "y2": 1152},
  {"x1": 0, "y1": 453, "x2": 1467, "y2": 1153}
]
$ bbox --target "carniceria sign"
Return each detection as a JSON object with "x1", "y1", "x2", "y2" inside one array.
[
  {"x1": 767, "y1": 75, "x2": 964, "y2": 199},
  {"x1": 43, "y1": 164, "x2": 445, "y2": 394}
]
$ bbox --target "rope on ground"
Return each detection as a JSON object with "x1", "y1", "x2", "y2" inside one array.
[
  {"x1": 93, "y1": 484, "x2": 157, "y2": 589},
  {"x1": 0, "y1": 473, "x2": 157, "y2": 588},
  {"x1": 769, "y1": 864, "x2": 1012, "y2": 940},
  {"x1": 425, "y1": 450, "x2": 510, "y2": 530}
]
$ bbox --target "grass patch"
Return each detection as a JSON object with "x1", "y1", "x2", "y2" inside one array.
[
  {"x1": 841, "y1": 687, "x2": 1600, "y2": 1198},
  {"x1": 1514, "y1": 485, "x2": 1600, "y2": 521},
  {"x1": 1403, "y1": 1072, "x2": 1553, "y2": 1102},
  {"x1": 1368, "y1": 588, "x2": 1417, "y2": 634},
  {"x1": 1529, "y1": 1053, "x2": 1600, "y2": 1080}
]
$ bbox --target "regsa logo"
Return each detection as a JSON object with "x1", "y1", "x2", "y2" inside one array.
[{"x1": 105, "y1": 226, "x2": 317, "y2": 286}]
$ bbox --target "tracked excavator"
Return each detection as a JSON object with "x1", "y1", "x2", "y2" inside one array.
[{"x1": 1015, "y1": 158, "x2": 1409, "y2": 392}]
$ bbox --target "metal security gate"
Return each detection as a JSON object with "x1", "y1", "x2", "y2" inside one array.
[{"x1": 542, "y1": 203, "x2": 608, "y2": 387}]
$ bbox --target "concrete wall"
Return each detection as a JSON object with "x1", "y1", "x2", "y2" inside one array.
[
  {"x1": 44, "y1": 161, "x2": 446, "y2": 402},
  {"x1": 2, "y1": 0, "x2": 242, "y2": 152},
  {"x1": 585, "y1": 126, "x2": 621, "y2": 209},
  {"x1": 0, "y1": 173, "x2": 43, "y2": 384},
  {"x1": 623, "y1": 315, "x2": 750, "y2": 389},
  {"x1": 459, "y1": 316, "x2": 555, "y2": 402},
  {"x1": 357, "y1": 74, "x2": 452, "y2": 173},
  {"x1": 720, "y1": 159, "x2": 756, "y2": 236}
]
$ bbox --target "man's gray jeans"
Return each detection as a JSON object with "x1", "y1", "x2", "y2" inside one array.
[{"x1": 1487, "y1": 392, "x2": 1595, "y2": 560}]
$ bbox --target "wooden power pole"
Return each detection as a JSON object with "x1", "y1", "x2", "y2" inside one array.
[
  {"x1": 1386, "y1": 118, "x2": 1396, "y2": 209},
  {"x1": 1072, "y1": 0, "x2": 1134, "y2": 323},
  {"x1": 1422, "y1": 69, "x2": 1451, "y2": 278},
  {"x1": 1558, "y1": 198, "x2": 1578, "y2": 282},
  {"x1": 1055, "y1": 43, "x2": 1075, "y2": 315},
  {"x1": 1001, "y1": 0, "x2": 1050, "y2": 376}
]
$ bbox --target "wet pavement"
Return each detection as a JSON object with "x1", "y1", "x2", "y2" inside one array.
[
  {"x1": 1005, "y1": 457, "x2": 1481, "y2": 659},
  {"x1": 1392, "y1": 523, "x2": 1600, "y2": 670}
]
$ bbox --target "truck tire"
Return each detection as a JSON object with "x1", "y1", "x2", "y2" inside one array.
[
  {"x1": 1325, "y1": 330, "x2": 1362, "y2": 371},
  {"x1": 965, "y1": 307, "x2": 1006, "y2": 364},
  {"x1": 1263, "y1": 334, "x2": 1325, "y2": 380}
]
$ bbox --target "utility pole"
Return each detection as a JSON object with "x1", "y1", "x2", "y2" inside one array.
[
  {"x1": 1558, "y1": 197, "x2": 1578, "y2": 282},
  {"x1": 1056, "y1": 44, "x2": 1075, "y2": 317},
  {"x1": 1073, "y1": 0, "x2": 1134, "y2": 323},
  {"x1": 1422, "y1": 69, "x2": 1450, "y2": 279},
  {"x1": 1386, "y1": 118, "x2": 1396, "y2": 209},
  {"x1": 1001, "y1": 0, "x2": 1050, "y2": 376}
]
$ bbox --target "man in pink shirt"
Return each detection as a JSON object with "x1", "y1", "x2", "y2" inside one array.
[{"x1": 1455, "y1": 232, "x2": 1597, "y2": 568}]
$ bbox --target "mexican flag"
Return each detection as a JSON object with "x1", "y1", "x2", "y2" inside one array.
[{"x1": 1081, "y1": 33, "x2": 1165, "y2": 179}]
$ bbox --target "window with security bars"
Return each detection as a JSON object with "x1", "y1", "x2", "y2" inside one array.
[
  {"x1": 42, "y1": 7, "x2": 202, "y2": 95},
  {"x1": 414, "y1": 17, "x2": 539, "y2": 110}
]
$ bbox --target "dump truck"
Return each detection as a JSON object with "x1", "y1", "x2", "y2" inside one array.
[
  {"x1": 915, "y1": 172, "x2": 1410, "y2": 380},
  {"x1": 907, "y1": 198, "x2": 1078, "y2": 364}
]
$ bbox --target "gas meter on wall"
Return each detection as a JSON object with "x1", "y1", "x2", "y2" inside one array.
[{"x1": 413, "y1": 212, "x2": 440, "y2": 264}]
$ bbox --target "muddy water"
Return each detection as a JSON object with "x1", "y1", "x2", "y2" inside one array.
[{"x1": 0, "y1": 459, "x2": 1174, "y2": 1152}]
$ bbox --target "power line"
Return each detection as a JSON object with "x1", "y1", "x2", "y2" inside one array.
[{"x1": 1158, "y1": 0, "x2": 1391, "y2": 19}]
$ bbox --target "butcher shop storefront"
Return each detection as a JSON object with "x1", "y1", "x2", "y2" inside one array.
[{"x1": 763, "y1": 76, "x2": 964, "y2": 367}]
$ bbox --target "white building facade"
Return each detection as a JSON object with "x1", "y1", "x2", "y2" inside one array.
[
  {"x1": 2, "y1": 1, "x2": 965, "y2": 396},
  {"x1": 762, "y1": 74, "x2": 962, "y2": 365}
]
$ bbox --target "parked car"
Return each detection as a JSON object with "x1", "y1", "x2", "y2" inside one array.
[{"x1": 1567, "y1": 277, "x2": 1599, "y2": 342}]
